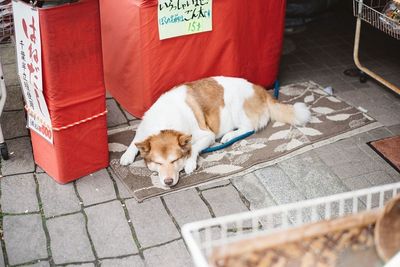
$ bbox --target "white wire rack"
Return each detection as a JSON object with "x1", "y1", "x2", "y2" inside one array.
[
  {"x1": 353, "y1": 0, "x2": 400, "y2": 40},
  {"x1": 352, "y1": 0, "x2": 400, "y2": 94},
  {"x1": 182, "y1": 182, "x2": 400, "y2": 267},
  {"x1": 0, "y1": 0, "x2": 13, "y2": 44}
]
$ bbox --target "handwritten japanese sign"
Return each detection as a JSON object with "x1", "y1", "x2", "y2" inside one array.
[
  {"x1": 158, "y1": 0, "x2": 212, "y2": 40},
  {"x1": 13, "y1": 1, "x2": 53, "y2": 143}
]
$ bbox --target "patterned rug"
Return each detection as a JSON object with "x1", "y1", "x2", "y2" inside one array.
[{"x1": 108, "y1": 81, "x2": 380, "y2": 202}]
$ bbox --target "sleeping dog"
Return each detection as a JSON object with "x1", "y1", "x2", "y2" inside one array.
[{"x1": 120, "y1": 76, "x2": 311, "y2": 187}]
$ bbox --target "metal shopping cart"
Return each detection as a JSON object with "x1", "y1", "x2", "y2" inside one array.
[
  {"x1": 352, "y1": 0, "x2": 400, "y2": 94},
  {"x1": 0, "y1": 0, "x2": 13, "y2": 160},
  {"x1": 182, "y1": 182, "x2": 400, "y2": 267}
]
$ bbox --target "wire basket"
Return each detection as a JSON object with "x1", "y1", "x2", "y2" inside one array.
[
  {"x1": 0, "y1": 0, "x2": 13, "y2": 44},
  {"x1": 182, "y1": 182, "x2": 400, "y2": 267},
  {"x1": 353, "y1": 0, "x2": 400, "y2": 39}
]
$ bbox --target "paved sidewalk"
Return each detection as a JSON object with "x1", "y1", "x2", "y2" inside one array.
[{"x1": 0, "y1": 4, "x2": 399, "y2": 267}]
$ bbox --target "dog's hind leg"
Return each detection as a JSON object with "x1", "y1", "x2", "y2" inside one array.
[{"x1": 184, "y1": 130, "x2": 215, "y2": 174}]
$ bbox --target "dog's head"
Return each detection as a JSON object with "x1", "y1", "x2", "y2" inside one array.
[{"x1": 135, "y1": 130, "x2": 192, "y2": 187}]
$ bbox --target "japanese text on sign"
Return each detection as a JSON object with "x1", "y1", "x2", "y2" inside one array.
[
  {"x1": 13, "y1": 1, "x2": 53, "y2": 143},
  {"x1": 158, "y1": 0, "x2": 212, "y2": 40}
]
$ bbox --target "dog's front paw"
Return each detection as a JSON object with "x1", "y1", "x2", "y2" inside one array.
[
  {"x1": 120, "y1": 149, "x2": 136, "y2": 166},
  {"x1": 184, "y1": 158, "x2": 197, "y2": 174}
]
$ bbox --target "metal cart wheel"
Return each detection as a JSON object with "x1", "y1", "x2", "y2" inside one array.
[
  {"x1": 343, "y1": 68, "x2": 369, "y2": 83},
  {"x1": 360, "y1": 71, "x2": 368, "y2": 83},
  {"x1": 0, "y1": 142, "x2": 8, "y2": 160}
]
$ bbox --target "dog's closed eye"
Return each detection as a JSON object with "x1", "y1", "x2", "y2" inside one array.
[{"x1": 171, "y1": 158, "x2": 181, "y2": 164}]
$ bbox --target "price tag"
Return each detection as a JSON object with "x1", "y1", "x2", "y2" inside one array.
[{"x1": 158, "y1": 0, "x2": 212, "y2": 40}]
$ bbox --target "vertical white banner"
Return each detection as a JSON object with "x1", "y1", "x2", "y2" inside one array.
[{"x1": 13, "y1": 1, "x2": 53, "y2": 143}]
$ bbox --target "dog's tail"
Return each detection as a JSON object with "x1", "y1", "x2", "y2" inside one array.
[{"x1": 267, "y1": 98, "x2": 311, "y2": 126}]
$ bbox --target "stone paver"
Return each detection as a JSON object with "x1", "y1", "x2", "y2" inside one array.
[
  {"x1": 0, "y1": 43, "x2": 16, "y2": 65},
  {"x1": 314, "y1": 138, "x2": 368, "y2": 167},
  {"x1": 368, "y1": 102, "x2": 400, "y2": 127},
  {"x1": 342, "y1": 176, "x2": 372, "y2": 191},
  {"x1": 388, "y1": 124, "x2": 400, "y2": 135},
  {"x1": 1, "y1": 137, "x2": 35, "y2": 176},
  {"x1": 100, "y1": 255, "x2": 145, "y2": 267},
  {"x1": 368, "y1": 127, "x2": 395, "y2": 140},
  {"x1": 1, "y1": 173, "x2": 39, "y2": 213},
  {"x1": 47, "y1": 213, "x2": 94, "y2": 264},
  {"x1": 143, "y1": 240, "x2": 193, "y2": 267},
  {"x1": 123, "y1": 110, "x2": 138, "y2": 121},
  {"x1": 361, "y1": 170, "x2": 395, "y2": 186},
  {"x1": 109, "y1": 170, "x2": 132, "y2": 199},
  {"x1": 341, "y1": 175, "x2": 387, "y2": 208},
  {"x1": 129, "y1": 119, "x2": 140, "y2": 129},
  {"x1": 4, "y1": 85, "x2": 24, "y2": 111},
  {"x1": 27, "y1": 261, "x2": 51, "y2": 267},
  {"x1": 255, "y1": 166, "x2": 305, "y2": 204},
  {"x1": 106, "y1": 99, "x2": 128, "y2": 128},
  {"x1": 3, "y1": 62, "x2": 18, "y2": 86},
  {"x1": 231, "y1": 173, "x2": 276, "y2": 210},
  {"x1": 65, "y1": 264, "x2": 94, "y2": 267},
  {"x1": 37, "y1": 173, "x2": 81, "y2": 218},
  {"x1": 76, "y1": 169, "x2": 116, "y2": 206},
  {"x1": 36, "y1": 166, "x2": 45, "y2": 173},
  {"x1": 278, "y1": 152, "x2": 348, "y2": 199},
  {"x1": 1, "y1": 110, "x2": 28, "y2": 139},
  {"x1": 198, "y1": 179, "x2": 230, "y2": 190},
  {"x1": 202, "y1": 185, "x2": 249, "y2": 217},
  {"x1": 0, "y1": 243, "x2": 4, "y2": 267},
  {"x1": 163, "y1": 189, "x2": 211, "y2": 227},
  {"x1": 3, "y1": 215, "x2": 47, "y2": 265},
  {"x1": 85, "y1": 200, "x2": 138, "y2": 258},
  {"x1": 330, "y1": 159, "x2": 392, "y2": 180},
  {"x1": 126, "y1": 198, "x2": 180, "y2": 247},
  {"x1": 106, "y1": 90, "x2": 113, "y2": 99}
]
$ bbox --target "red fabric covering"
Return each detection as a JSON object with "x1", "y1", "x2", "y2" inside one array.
[
  {"x1": 100, "y1": 0, "x2": 286, "y2": 118},
  {"x1": 31, "y1": 0, "x2": 108, "y2": 184}
]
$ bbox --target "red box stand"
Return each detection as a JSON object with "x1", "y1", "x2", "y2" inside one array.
[
  {"x1": 100, "y1": 0, "x2": 286, "y2": 118},
  {"x1": 31, "y1": 0, "x2": 108, "y2": 184}
]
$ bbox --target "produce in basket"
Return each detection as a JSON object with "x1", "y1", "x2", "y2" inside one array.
[
  {"x1": 375, "y1": 195, "x2": 400, "y2": 262},
  {"x1": 210, "y1": 195, "x2": 400, "y2": 267},
  {"x1": 380, "y1": 0, "x2": 400, "y2": 30}
]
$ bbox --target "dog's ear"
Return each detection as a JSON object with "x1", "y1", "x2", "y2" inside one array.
[
  {"x1": 178, "y1": 134, "x2": 192, "y2": 147},
  {"x1": 178, "y1": 134, "x2": 192, "y2": 155},
  {"x1": 135, "y1": 138, "x2": 151, "y2": 156}
]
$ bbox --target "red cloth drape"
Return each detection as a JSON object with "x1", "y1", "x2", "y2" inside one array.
[
  {"x1": 100, "y1": 0, "x2": 286, "y2": 118},
  {"x1": 31, "y1": 0, "x2": 108, "y2": 183}
]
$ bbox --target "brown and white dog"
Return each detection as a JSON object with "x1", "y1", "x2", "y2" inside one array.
[{"x1": 120, "y1": 76, "x2": 311, "y2": 187}]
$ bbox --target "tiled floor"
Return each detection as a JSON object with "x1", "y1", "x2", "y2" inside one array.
[{"x1": 0, "y1": 3, "x2": 399, "y2": 267}]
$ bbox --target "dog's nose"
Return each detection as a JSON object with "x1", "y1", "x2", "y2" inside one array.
[{"x1": 164, "y1": 178, "x2": 174, "y2": 186}]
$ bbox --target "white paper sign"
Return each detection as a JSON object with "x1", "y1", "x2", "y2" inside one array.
[
  {"x1": 13, "y1": 1, "x2": 53, "y2": 143},
  {"x1": 158, "y1": 0, "x2": 212, "y2": 40}
]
